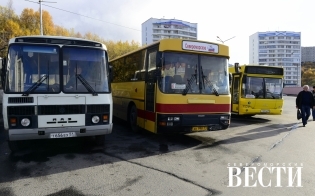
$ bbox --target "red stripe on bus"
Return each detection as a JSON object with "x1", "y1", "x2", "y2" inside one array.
[
  {"x1": 156, "y1": 103, "x2": 230, "y2": 113},
  {"x1": 138, "y1": 109, "x2": 156, "y2": 122}
]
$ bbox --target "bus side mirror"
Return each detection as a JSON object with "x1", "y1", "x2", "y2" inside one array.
[
  {"x1": 1, "y1": 57, "x2": 6, "y2": 89},
  {"x1": 234, "y1": 63, "x2": 240, "y2": 73},
  {"x1": 156, "y1": 52, "x2": 162, "y2": 68},
  {"x1": 229, "y1": 73, "x2": 232, "y2": 86},
  {"x1": 109, "y1": 65, "x2": 113, "y2": 82}
]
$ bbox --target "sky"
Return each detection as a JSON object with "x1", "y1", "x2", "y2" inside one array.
[{"x1": 1, "y1": 0, "x2": 315, "y2": 64}]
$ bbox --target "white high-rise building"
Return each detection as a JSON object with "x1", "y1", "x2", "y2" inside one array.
[
  {"x1": 141, "y1": 18, "x2": 198, "y2": 46},
  {"x1": 249, "y1": 31, "x2": 301, "y2": 86}
]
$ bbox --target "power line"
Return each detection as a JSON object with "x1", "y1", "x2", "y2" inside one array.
[{"x1": 26, "y1": 1, "x2": 141, "y2": 32}]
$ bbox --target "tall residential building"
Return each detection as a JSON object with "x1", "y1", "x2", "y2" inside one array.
[
  {"x1": 301, "y1": 47, "x2": 315, "y2": 63},
  {"x1": 249, "y1": 31, "x2": 301, "y2": 86},
  {"x1": 141, "y1": 18, "x2": 198, "y2": 46}
]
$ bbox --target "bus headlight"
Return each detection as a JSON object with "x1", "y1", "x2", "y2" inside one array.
[
  {"x1": 167, "y1": 117, "x2": 173, "y2": 121},
  {"x1": 173, "y1": 117, "x2": 180, "y2": 121},
  {"x1": 220, "y1": 116, "x2": 230, "y2": 124},
  {"x1": 220, "y1": 116, "x2": 229, "y2": 120},
  {"x1": 21, "y1": 118, "x2": 31, "y2": 127},
  {"x1": 92, "y1": 116, "x2": 100, "y2": 124}
]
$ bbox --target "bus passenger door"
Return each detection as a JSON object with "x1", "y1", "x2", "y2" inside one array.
[
  {"x1": 231, "y1": 74, "x2": 241, "y2": 114},
  {"x1": 144, "y1": 47, "x2": 158, "y2": 133}
]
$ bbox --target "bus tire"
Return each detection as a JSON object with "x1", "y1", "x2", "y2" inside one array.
[
  {"x1": 129, "y1": 105, "x2": 139, "y2": 132},
  {"x1": 8, "y1": 140, "x2": 20, "y2": 153}
]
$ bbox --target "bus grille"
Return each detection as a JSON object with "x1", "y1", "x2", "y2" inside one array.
[
  {"x1": 38, "y1": 105, "x2": 85, "y2": 115},
  {"x1": 87, "y1": 104, "x2": 110, "y2": 113},
  {"x1": 8, "y1": 106, "x2": 35, "y2": 115},
  {"x1": 8, "y1": 97, "x2": 34, "y2": 103}
]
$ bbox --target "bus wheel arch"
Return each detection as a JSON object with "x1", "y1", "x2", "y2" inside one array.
[{"x1": 128, "y1": 103, "x2": 139, "y2": 132}]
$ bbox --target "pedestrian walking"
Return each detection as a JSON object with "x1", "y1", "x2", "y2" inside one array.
[
  {"x1": 312, "y1": 86, "x2": 315, "y2": 121},
  {"x1": 296, "y1": 85, "x2": 315, "y2": 127}
]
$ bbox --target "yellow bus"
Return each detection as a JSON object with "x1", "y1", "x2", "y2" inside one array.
[
  {"x1": 229, "y1": 63, "x2": 284, "y2": 116},
  {"x1": 110, "y1": 39, "x2": 231, "y2": 134}
]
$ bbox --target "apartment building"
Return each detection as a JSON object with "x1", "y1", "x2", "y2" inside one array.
[
  {"x1": 249, "y1": 31, "x2": 301, "y2": 86},
  {"x1": 141, "y1": 18, "x2": 197, "y2": 46}
]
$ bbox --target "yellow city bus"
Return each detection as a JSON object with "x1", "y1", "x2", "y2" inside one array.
[
  {"x1": 229, "y1": 63, "x2": 284, "y2": 116},
  {"x1": 110, "y1": 39, "x2": 231, "y2": 134}
]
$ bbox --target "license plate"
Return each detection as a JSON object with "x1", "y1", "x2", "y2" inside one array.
[
  {"x1": 50, "y1": 132, "x2": 76, "y2": 138},
  {"x1": 261, "y1": 110, "x2": 270, "y2": 113},
  {"x1": 192, "y1": 126, "x2": 208, "y2": 131}
]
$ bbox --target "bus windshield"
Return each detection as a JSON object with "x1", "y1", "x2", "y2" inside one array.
[
  {"x1": 243, "y1": 77, "x2": 283, "y2": 99},
  {"x1": 159, "y1": 52, "x2": 229, "y2": 95},
  {"x1": 6, "y1": 44, "x2": 109, "y2": 94},
  {"x1": 63, "y1": 47, "x2": 109, "y2": 93},
  {"x1": 6, "y1": 44, "x2": 60, "y2": 93}
]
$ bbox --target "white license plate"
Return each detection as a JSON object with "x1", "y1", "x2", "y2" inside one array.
[
  {"x1": 260, "y1": 110, "x2": 270, "y2": 113},
  {"x1": 50, "y1": 132, "x2": 77, "y2": 138}
]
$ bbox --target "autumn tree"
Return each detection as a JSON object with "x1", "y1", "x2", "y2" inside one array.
[
  {"x1": 0, "y1": 2, "x2": 141, "y2": 62},
  {"x1": 301, "y1": 62, "x2": 315, "y2": 86},
  {"x1": 0, "y1": 3, "x2": 20, "y2": 57},
  {"x1": 19, "y1": 8, "x2": 39, "y2": 35}
]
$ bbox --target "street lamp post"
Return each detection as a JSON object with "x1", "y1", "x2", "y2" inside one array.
[
  {"x1": 25, "y1": 0, "x2": 56, "y2": 35},
  {"x1": 216, "y1": 36, "x2": 236, "y2": 44}
]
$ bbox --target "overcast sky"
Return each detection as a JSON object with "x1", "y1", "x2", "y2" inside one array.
[{"x1": 2, "y1": 0, "x2": 314, "y2": 64}]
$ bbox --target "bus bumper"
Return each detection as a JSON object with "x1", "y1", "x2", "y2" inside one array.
[
  {"x1": 156, "y1": 113, "x2": 230, "y2": 134},
  {"x1": 239, "y1": 108, "x2": 282, "y2": 115},
  {"x1": 7, "y1": 124, "x2": 113, "y2": 141}
]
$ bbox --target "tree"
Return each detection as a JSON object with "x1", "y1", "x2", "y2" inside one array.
[
  {"x1": 301, "y1": 62, "x2": 315, "y2": 86},
  {"x1": 0, "y1": 4, "x2": 20, "y2": 56},
  {"x1": 42, "y1": 10, "x2": 55, "y2": 35},
  {"x1": 19, "y1": 8, "x2": 39, "y2": 35},
  {"x1": 0, "y1": 4, "x2": 141, "y2": 61}
]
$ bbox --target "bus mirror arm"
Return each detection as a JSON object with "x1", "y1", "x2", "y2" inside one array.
[
  {"x1": 1, "y1": 57, "x2": 7, "y2": 89},
  {"x1": 109, "y1": 65, "x2": 113, "y2": 82}
]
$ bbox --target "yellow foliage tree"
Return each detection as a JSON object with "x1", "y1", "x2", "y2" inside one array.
[
  {"x1": 301, "y1": 62, "x2": 315, "y2": 86},
  {"x1": 19, "y1": 8, "x2": 39, "y2": 35},
  {"x1": 0, "y1": 4, "x2": 141, "y2": 61}
]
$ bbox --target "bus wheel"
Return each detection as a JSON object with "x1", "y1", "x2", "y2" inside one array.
[
  {"x1": 95, "y1": 135, "x2": 105, "y2": 146},
  {"x1": 8, "y1": 141, "x2": 20, "y2": 153},
  {"x1": 129, "y1": 105, "x2": 139, "y2": 132}
]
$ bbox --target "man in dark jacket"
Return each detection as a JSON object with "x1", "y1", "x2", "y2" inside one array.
[
  {"x1": 296, "y1": 85, "x2": 315, "y2": 127},
  {"x1": 312, "y1": 86, "x2": 315, "y2": 120}
]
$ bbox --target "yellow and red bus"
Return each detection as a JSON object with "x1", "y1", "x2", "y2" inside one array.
[
  {"x1": 229, "y1": 63, "x2": 284, "y2": 116},
  {"x1": 110, "y1": 39, "x2": 231, "y2": 134}
]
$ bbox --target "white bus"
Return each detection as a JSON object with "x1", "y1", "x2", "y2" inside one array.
[{"x1": 2, "y1": 36, "x2": 113, "y2": 152}]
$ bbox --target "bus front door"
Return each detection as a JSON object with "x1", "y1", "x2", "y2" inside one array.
[
  {"x1": 231, "y1": 74, "x2": 241, "y2": 114},
  {"x1": 144, "y1": 48, "x2": 158, "y2": 133}
]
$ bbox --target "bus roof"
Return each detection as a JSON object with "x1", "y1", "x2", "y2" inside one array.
[
  {"x1": 110, "y1": 38, "x2": 229, "y2": 62},
  {"x1": 9, "y1": 35, "x2": 107, "y2": 50}
]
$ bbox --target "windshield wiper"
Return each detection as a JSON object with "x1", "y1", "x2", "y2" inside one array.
[
  {"x1": 182, "y1": 69, "x2": 197, "y2": 96},
  {"x1": 201, "y1": 67, "x2": 219, "y2": 96},
  {"x1": 22, "y1": 74, "x2": 48, "y2": 96},
  {"x1": 76, "y1": 74, "x2": 98, "y2": 96}
]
